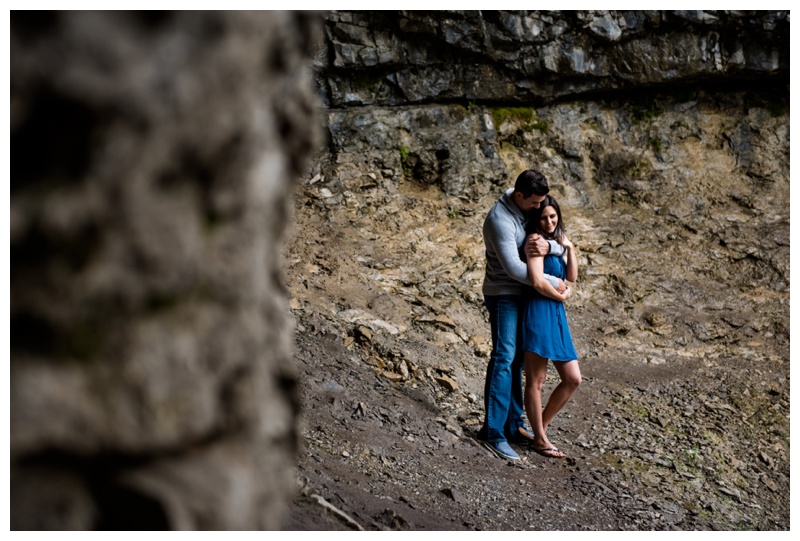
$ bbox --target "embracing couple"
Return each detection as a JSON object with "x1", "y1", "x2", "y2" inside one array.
[{"x1": 477, "y1": 169, "x2": 580, "y2": 461}]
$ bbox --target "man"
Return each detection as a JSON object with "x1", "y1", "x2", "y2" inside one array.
[{"x1": 478, "y1": 169, "x2": 567, "y2": 460}]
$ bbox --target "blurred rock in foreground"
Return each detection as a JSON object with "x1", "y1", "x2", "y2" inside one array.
[{"x1": 11, "y1": 11, "x2": 321, "y2": 530}]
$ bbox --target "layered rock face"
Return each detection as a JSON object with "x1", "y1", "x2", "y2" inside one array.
[
  {"x1": 317, "y1": 11, "x2": 788, "y2": 197},
  {"x1": 11, "y1": 12, "x2": 320, "y2": 529},
  {"x1": 320, "y1": 10, "x2": 788, "y2": 107}
]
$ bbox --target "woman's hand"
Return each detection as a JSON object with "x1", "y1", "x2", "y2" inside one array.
[
  {"x1": 561, "y1": 285, "x2": 572, "y2": 301},
  {"x1": 560, "y1": 234, "x2": 573, "y2": 251}
]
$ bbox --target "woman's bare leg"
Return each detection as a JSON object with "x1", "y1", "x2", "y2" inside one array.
[
  {"x1": 541, "y1": 360, "x2": 581, "y2": 433},
  {"x1": 523, "y1": 352, "x2": 549, "y2": 447}
]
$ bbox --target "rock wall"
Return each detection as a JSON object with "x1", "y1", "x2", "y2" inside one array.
[
  {"x1": 315, "y1": 11, "x2": 789, "y2": 198},
  {"x1": 319, "y1": 10, "x2": 788, "y2": 107},
  {"x1": 11, "y1": 12, "x2": 320, "y2": 529}
]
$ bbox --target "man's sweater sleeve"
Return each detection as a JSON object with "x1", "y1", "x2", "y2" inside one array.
[
  {"x1": 548, "y1": 240, "x2": 566, "y2": 257},
  {"x1": 485, "y1": 213, "x2": 530, "y2": 285}
]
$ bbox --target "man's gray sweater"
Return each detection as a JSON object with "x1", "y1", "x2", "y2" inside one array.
[{"x1": 482, "y1": 189, "x2": 564, "y2": 296}]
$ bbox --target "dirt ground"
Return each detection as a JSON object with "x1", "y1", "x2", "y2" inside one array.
[{"x1": 280, "y1": 335, "x2": 788, "y2": 531}]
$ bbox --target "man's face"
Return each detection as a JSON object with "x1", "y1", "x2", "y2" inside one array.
[{"x1": 516, "y1": 192, "x2": 546, "y2": 212}]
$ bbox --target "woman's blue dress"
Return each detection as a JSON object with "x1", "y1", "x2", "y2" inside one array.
[{"x1": 522, "y1": 253, "x2": 578, "y2": 361}]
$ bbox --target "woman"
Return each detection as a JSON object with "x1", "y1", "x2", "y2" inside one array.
[{"x1": 522, "y1": 195, "x2": 580, "y2": 458}]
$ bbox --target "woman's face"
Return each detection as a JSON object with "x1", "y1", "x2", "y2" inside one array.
[{"x1": 539, "y1": 205, "x2": 558, "y2": 236}]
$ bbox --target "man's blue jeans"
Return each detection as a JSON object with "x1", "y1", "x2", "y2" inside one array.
[{"x1": 481, "y1": 294, "x2": 525, "y2": 444}]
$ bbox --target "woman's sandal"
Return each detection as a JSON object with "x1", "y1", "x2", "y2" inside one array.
[{"x1": 533, "y1": 446, "x2": 566, "y2": 458}]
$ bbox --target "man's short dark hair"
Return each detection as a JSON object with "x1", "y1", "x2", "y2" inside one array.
[{"x1": 514, "y1": 169, "x2": 549, "y2": 198}]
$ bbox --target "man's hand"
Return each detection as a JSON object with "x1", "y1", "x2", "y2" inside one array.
[
  {"x1": 525, "y1": 234, "x2": 550, "y2": 258},
  {"x1": 555, "y1": 279, "x2": 568, "y2": 294}
]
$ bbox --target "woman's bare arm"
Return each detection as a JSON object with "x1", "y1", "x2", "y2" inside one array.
[
  {"x1": 561, "y1": 235, "x2": 578, "y2": 283},
  {"x1": 528, "y1": 255, "x2": 571, "y2": 302}
]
